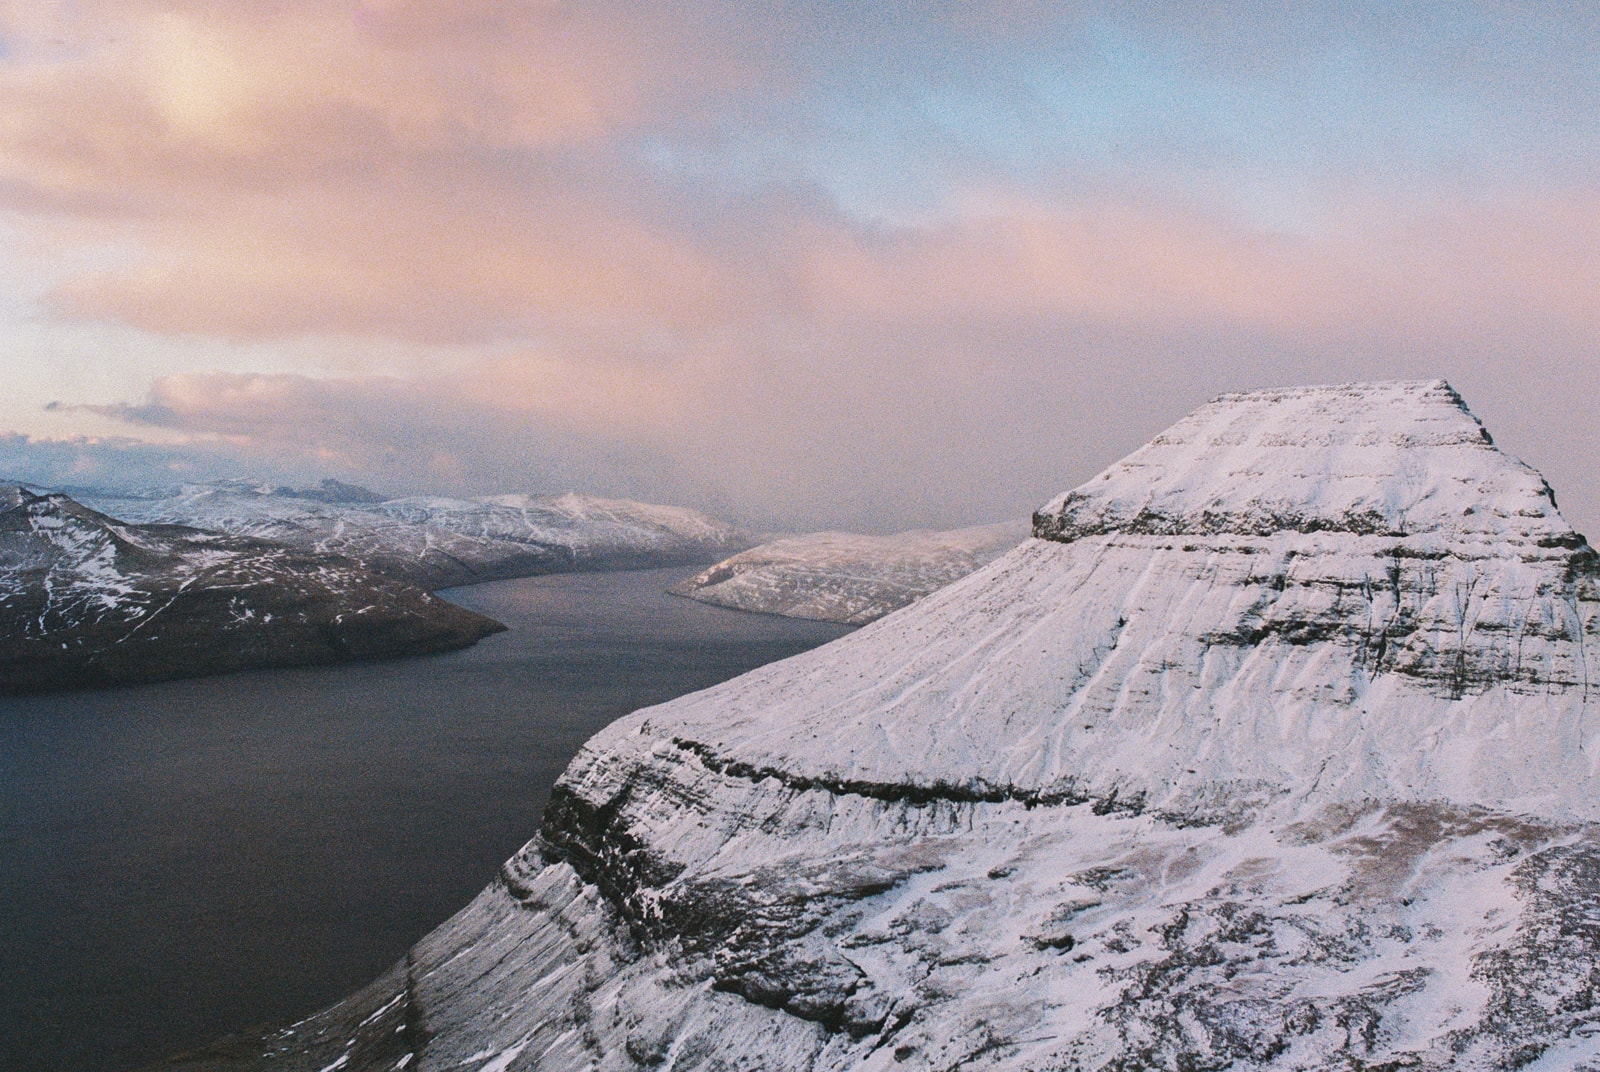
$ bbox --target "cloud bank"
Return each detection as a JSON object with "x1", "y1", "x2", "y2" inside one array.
[{"x1": 2, "y1": 3, "x2": 1598, "y2": 533}]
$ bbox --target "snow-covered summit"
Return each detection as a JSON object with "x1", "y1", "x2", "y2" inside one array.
[
  {"x1": 1036, "y1": 380, "x2": 1570, "y2": 544},
  {"x1": 159, "y1": 383, "x2": 1600, "y2": 1072},
  {"x1": 626, "y1": 378, "x2": 1599, "y2": 827}
]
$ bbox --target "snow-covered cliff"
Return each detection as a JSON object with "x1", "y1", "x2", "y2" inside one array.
[
  {"x1": 672, "y1": 521, "x2": 1028, "y2": 624},
  {"x1": 0, "y1": 488, "x2": 502, "y2": 693},
  {"x1": 83, "y1": 484, "x2": 750, "y2": 590},
  {"x1": 161, "y1": 382, "x2": 1600, "y2": 1071}
]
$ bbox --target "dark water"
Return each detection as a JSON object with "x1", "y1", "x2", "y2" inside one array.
[{"x1": 0, "y1": 568, "x2": 851, "y2": 1072}]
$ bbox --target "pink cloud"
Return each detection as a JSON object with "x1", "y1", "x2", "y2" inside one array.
[
  {"x1": 0, "y1": 1, "x2": 766, "y2": 339},
  {"x1": 796, "y1": 191, "x2": 1600, "y2": 339},
  {"x1": 4, "y1": 3, "x2": 1600, "y2": 534},
  {"x1": 4, "y1": 2, "x2": 1598, "y2": 354}
]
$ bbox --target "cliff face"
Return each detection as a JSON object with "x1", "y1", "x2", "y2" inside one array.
[
  {"x1": 0, "y1": 488, "x2": 503, "y2": 693},
  {"x1": 160, "y1": 382, "x2": 1600, "y2": 1072}
]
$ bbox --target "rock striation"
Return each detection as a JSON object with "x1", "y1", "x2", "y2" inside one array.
[
  {"x1": 154, "y1": 381, "x2": 1600, "y2": 1072},
  {"x1": 0, "y1": 487, "x2": 502, "y2": 693},
  {"x1": 83, "y1": 483, "x2": 751, "y2": 590},
  {"x1": 671, "y1": 521, "x2": 1028, "y2": 624}
]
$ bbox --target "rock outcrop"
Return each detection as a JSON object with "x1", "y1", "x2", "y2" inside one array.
[
  {"x1": 671, "y1": 521, "x2": 1028, "y2": 624},
  {"x1": 153, "y1": 381, "x2": 1600, "y2": 1071},
  {"x1": 0, "y1": 488, "x2": 503, "y2": 693}
]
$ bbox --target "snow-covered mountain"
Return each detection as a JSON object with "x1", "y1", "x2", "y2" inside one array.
[
  {"x1": 0, "y1": 487, "x2": 502, "y2": 693},
  {"x1": 156, "y1": 381, "x2": 1600, "y2": 1071},
  {"x1": 81, "y1": 482, "x2": 751, "y2": 589},
  {"x1": 673, "y1": 521, "x2": 1028, "y2": 624}
]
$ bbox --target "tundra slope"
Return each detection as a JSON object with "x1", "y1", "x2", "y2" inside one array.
[
  {"x1": 0, "y1": 487, "x2": 501, "y2": 693},
  {"x1": 158, "y1": 381, "x2": 1600, "y2": 1072},
  {"x1": 85, "y1": 482, "x2": 750, "y2": 590},
  {"x1": 672, "y1": 521, "x2": 1028, "y2": 624}
]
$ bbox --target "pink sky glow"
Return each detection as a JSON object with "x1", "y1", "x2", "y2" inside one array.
[{"x1": 1, "y1": 2, "x2": 1597, "y2": 534}]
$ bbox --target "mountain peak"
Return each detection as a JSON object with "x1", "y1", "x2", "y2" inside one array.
[
  {"x1": 206, "y1": 383, "x2": 1600, "y2": 1071},
  {"x1": 1035, "y1": 379, "x2": 1572, "y2": 545},
  {"x1": 0, "y1": 484, "x2": 127, "y2": 534},
  {"x1": 592, "y1": 379, "x2": 1600, "y2": 828}
]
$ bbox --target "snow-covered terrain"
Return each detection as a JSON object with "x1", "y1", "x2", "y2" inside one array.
[
  {"x1": 154, "y1": 381, "x2": 1600, "y2": 1071},
  {"x1": 82, "y1": 482, "x2": 750, "y2": 590},
  {"x1": 0, "y1": 488, "x2": 502, "y2": 693},
  {"x1": 672, "y1": 521, "x2": 1028, "y2": 624}
]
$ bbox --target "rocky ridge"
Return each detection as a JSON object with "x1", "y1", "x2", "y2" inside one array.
[
  {"x1": 0, "y1": 487, "x2": 502, "y2": 693},
  {"x1": 152, "y1": 381, "x2": 1600, "y2": 1072},
  {"x1": 83, "y1": 482, "x2": 751, "y2": 589},
  {"x1": 672, "y1": 521, "x2": 1028, "y2": 624}
]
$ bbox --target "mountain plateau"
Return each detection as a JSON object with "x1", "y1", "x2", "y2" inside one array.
[{"x1": 148, "y1": 381, "x2": 1600, "y2": 1071}]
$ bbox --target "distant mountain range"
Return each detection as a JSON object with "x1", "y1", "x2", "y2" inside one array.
[
  {"x1": 80, "y1": 480, "x2": 751, "y2": 589},
  {"x1": 0, "y1": 486, "x2": 502, "y2": 693},
  {"x1": 1, "y1": 480, "x2": 753, "y2": 693}
]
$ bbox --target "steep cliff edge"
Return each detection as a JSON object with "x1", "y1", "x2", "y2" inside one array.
[{"x1": 155, "y1": 381, "x2": 1600, "y2": 1072}]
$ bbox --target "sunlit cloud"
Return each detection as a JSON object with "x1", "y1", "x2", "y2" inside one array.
[
  {"x1": 1, "y1": 3, "x2": 1599, "y2": 533},
  {"x1": 800, "y1": 189, "x2": 1600, "y2": 338}
]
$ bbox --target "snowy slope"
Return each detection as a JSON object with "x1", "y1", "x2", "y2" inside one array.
[
  {"x1": 671, "y1": 521, "x2": 1028, "y2": 624},
  {"x1": 82, "y1": 483, "x2": 750, "y2": 589},
  {"x1": 157, "y1": 381, "x2": 1600, "y2": 1072},
  {"x1": 379, "y1": 491, "x2": 749, "y2": 576},
  {"x1": 0, "y1": 488, "x2": 502, "y2": 693}
]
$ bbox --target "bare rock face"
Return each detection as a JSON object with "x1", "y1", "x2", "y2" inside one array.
[
  {"x1": 83, "y1": 484, "x2": 752, "y2": 590},
  {"x1": 672, "y1": 521, "x2": 1028, "y2": 624},
  {"x1": 0, "y1": 488, "x2": 503, "y2": 693},
  {"x1": 157, "y1": 381, "x2": 1600, "y2": 1071}
]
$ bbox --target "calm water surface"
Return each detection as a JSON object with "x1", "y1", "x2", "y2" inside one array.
[{"x1": 0, "y1": 567, "x2": 851, "y2": 1072}]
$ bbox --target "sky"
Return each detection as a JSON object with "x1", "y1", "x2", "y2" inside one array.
[{"x1": 0, "y1": 1, "x2": 1597, "y2": 534}]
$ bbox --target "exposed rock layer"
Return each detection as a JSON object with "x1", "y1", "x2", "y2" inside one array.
[
  {"x1": 672, "y1": 521, "x2": 1027, "y2": 624},
  {"x1": 149, "y1": 381, "x2": 1600, "y2": 1071},
  {"x1": 0, "y1": 488, "x2": 502, "y2": 693}
]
